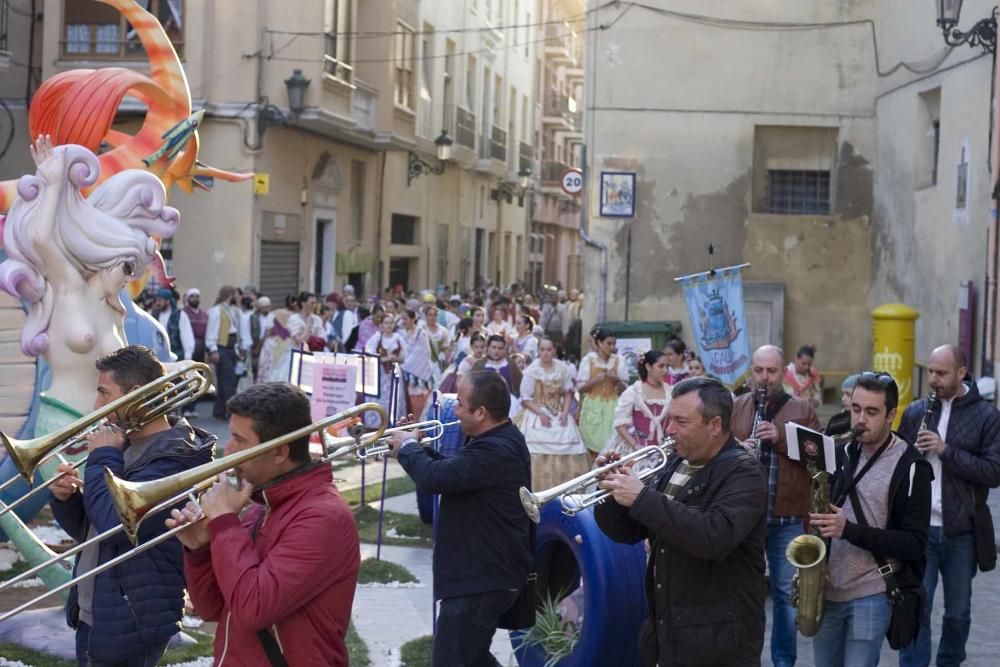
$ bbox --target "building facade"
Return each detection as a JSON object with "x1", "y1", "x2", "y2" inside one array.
[
  {"x1": 581, "y1": 0, "x2": 877, "y2": 375},
  {"x1": 0, "y1": 0, "x2": 546, "y2": 304},
  {"x1": 529, "y1": 0, "x2": 585, "y2": 293}
]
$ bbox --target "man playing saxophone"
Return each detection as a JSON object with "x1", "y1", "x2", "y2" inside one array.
[
  {"x1": 732, "y1": 344, "x2": 820, "y2": 667},
  {"x1": 165, "y1": 383, "x2": 361, "y2": 666},
  {"x1": 594, "y1": 377, "x2": 768, "y2": 666},
  {"x1": 810, "y1": 372, "x2": 930, "y2": 666},
  {"x1": 49, "y1": 345, "x2": 215, "y2": 667}
]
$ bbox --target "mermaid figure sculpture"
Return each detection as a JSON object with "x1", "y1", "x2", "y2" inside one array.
[{"x1": 0, "y1": 138, "x2": 179, "y2": 588}]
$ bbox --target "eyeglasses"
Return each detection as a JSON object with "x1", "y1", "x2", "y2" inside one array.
[{"x1": 860, "y1": 371, "x2": 896, "y2": 387}]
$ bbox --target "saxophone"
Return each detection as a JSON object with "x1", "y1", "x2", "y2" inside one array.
[{"x1": 787, "y1": 426, "x2": 859, "y2": 636}]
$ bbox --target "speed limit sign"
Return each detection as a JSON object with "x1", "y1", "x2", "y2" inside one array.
[{"x1": 560, "y1": 169, "x2": 584, "y2": 195}]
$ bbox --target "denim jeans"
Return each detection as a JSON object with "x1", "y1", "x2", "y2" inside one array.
[
  {"x1": 813, "y1": 593, "x2": 891, "y2": 667},
  {"x1": 433, "y1": 589, "x2": 519, "y2": 667},
  {"x1": 766, "y1": 522, "x2": 803, "y2": 667},
  {"x1": 75, "y1": 622, "x2": 169, "y2": 667},
  {"x1": 898, "y1": 526, "x2": 976, "y2": 667}
]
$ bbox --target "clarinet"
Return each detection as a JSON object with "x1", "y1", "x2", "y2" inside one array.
[
  {"x1": 919, "y1": 390, "x2": 939, "y2": 433},
  {"x1": 747, "y1": 386, "x2": 768, "y2": 458}
]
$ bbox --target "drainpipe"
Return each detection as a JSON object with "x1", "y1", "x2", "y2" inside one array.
[
  {"x1": 987, "y1": 47, "x2": 1000, "y2": 380},
  {"x1": 578, "y1": 144, "x2": 608, "y2": 323}
]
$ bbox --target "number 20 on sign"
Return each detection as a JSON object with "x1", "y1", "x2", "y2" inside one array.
[{"x1": 561, "y1": 169, "x2": 583, "y2": 196}]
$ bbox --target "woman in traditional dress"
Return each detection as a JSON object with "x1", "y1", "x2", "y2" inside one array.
[
  {"x1": 576, "y1": 328, "x2": 629, "y2": 458},
  {"x1": 662, "y1": 338, "x2": 690, "y2": 386},
  {"x1": 688, "y1": 354, "x2": 706, "y2": 377},
  {"x1": 451, "y1": 317, "x2": 475, "y2": 367},
  {"x1": 515, "y1": 338, "x2": 590, "y2": 490},
  {"x1": 470, "y1": 307, "x2": 486, "y2": 336},
  {"x1": 399, "y1": 309, "x2": 435, "y2": 418},
  {"x1": 364, "y1": 312, "x2": 405, "y2": 425},
  {"x1": 456, "y1": 333, "x2": 487, "y2": 377},
  {"x1": 256, "y1": 309, "x2": 307, "y2": 383},
  {"x1": 511, "y1": 314, "x2": 539, "y2": 363},
  {"x1": 355, "y1": 304, "x2": 383, "y2": 353},
  {"x1": 486, "y1": 303, "x2": 514, "y2": 339},
  {"x1": 602, "y1": 350, "x2": 672, "y2": 464},
  {"x1": 423, "y1": 304, "x2": 452, "y2": 374}
]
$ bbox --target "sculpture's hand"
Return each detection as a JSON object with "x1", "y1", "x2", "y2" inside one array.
[{"x1": 29, "y1": 135, "x2": 64, "y2": 184}]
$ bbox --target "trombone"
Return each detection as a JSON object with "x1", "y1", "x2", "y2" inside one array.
[
  {"x1": 0, "y1": 362, "x2": 214, "y2": 520},
  {"x1": 0, "y1": 402, "x2": 387, "y2": 623},
  {"x1": 519, "y1": 438, "x2": 676, "y2": 523},
  {"x1": 344, "y1": 419, "x2": 461, "y2": 460}
]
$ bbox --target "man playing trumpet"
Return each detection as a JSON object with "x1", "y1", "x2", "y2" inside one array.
[
  {"x1": 49, "y1": 345, "x2": 215, "y2": 667},
  {"x1": 166, "y1": 382, "x2": 361, "y2": 667},
  {"x1": 594, "y1": 377, "x2": 768, "y2": 666}
]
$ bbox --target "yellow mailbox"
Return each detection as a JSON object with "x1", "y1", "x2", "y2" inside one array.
[{"x1": 872, "y1": 303, "x2": 919, "y2": 428}]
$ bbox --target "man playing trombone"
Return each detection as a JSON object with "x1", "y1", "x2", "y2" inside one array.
[
  {"x1": 594, "y1": 376, "x2": 769, "y2": 666},
  {"x1": 49, "y1": 345, "x2": 215, "y2": 667},
  {"x1": 166, "y1": 382, "x2": 361, "y2": 667}
]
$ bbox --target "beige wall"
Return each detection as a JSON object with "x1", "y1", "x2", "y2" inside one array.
[
  {"x1": 870, "y1": 0, "x2": 994, "y2": 375},
  {"x1": 581, "y1": 0, "x2": 876, "y2": 374}
]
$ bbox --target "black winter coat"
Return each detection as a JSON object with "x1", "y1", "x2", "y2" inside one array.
[
  {"x1": 595, "y1": 439, "x2": 768, "y2": 667},
  {"x1": 397, "y1": 420, "x2": 532, "y2": 600},
  {"x1": 898, "y1": 381, "x2": 1000, "y2": 536}
]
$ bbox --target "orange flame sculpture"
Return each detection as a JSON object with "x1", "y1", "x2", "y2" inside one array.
[{"x1": 0, "y1": 0, "x2": 253, "y2": 293}]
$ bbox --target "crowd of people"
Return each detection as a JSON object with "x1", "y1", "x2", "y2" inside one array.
[{"x1": 44, "y1": 283, "x2": 996, "y2": 667}]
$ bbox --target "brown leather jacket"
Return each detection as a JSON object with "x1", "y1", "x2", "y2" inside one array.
[{"x1": 732, "y1": 391, "x2": 820, "y2": 518}]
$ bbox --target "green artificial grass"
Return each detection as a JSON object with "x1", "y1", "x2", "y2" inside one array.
[
  {"x1": 0, "y1": 630, "x2": 215, "y2": 667},
  {"x1": 160, "y1": 630, "x2": 215, "y2": 663},
  {"x1": 352, "y1": 505, "x2": 432, "y2": 548},
  {"x1": 346, "y1": 621, "x2": 371, "y2": 667},
  {"x1": 400, "y1": 634, "x2": 434, "y2": 667},
  {"x1": 0, "y1": 559, "x2": 32, "y2": 582},
  {"x1": 357, "y1": 557, "x2": 419, "y2": 585},
  {"x1": 342, "y1": 476, "x2": 416, "y2": 507}
]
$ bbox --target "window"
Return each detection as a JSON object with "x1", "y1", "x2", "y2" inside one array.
[
  {"x1": 766, "y1": 171, "x2": 831, "y2": 215},
  {"x1": 466, "y1": 55, "x2": 477, "y2": 109},
  {"x1": 350, "y1": 161, "x2": 365, "y2": 241},
  {"x1": 916, "y1": 88, "x2": 941, "y2": 189},
  {"x1": 394, "y1": 22, "x2": 416, "y2": 109},
  {"x1": 753, "y1": 125, "x2": 837, "y2": 215},
  {"x1": 391, "y1": 213, "x2": 418, "y2": 245},
  {"x1": 324, "y1": 0, "x2": 353, "y2": 81},
  {"x1": 437, "y1": 224, "x2": 449, "y2": 285},
  {"x1": 63, "y1": 0, "x2": 184, "y2": 59}
]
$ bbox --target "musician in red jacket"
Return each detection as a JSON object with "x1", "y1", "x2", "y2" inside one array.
[{"x1": 166, "y1": 382, "x2": 360, "y2": 666}]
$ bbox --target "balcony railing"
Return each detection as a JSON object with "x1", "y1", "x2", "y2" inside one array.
[
  {"x1": 519, "y1": 142, "x2": 534, "y2": 174},
  {"x1": 61, "y1": 22, "x2": 184, "y2": 59},
  {"x1": 323, "y1": 33, "x2": 354, "y2": 83},
  {"x1": 542, "y1": 161, "x2": 568, "y2": 183},
  {"x1": 455, "y1": 107, "x2": 476, "y2": 149},
  {"x1": 490, "y1": 125, "x2": 507, "y2": 162}
]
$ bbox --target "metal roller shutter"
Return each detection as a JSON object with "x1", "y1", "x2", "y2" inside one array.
[{"x1": 259, "y1": 241, "x2": 301, "y2": 305}]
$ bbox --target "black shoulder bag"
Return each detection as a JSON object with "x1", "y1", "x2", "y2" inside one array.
[
  {"x1": 499, "y1": 451, "x2": 538, "y2": 630},
  {"x1": 250, "y1": 515, "x2": 291, "y2": 667},
  {"x1": 846, "y1": 451, "x2": 922, "y2": 651}
]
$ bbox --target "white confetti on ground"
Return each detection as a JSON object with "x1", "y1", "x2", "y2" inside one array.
[
  {"x1": 6, "y1": 577, "x2": 43, "y2": 589},
  {"x1": 181, "y1": 615, "x2": 204, "y2": 628},
  {"x1": 162, "y1": 658, "x2": 213, "y2": 667},
  {"x1": 30, "y1": 524, "x2": 71, "y2": 544},
  {"x1": 384, "y1": 647, "x2": 402, "y2": 667},
  {"x1": 357, "y1": 581, "x2": 424, "y2": 589},
  {"x1": 0, "y1": 659, "x2": 33, "y2": 667},
  {"x1": 384, "y1": 529, "x2": 421, "y2": 540}
]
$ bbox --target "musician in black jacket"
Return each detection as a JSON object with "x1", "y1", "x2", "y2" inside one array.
[
  {"x1": 386, "y1": 371, "x2": 532, "y2": 667},
  {"x1": 811, "y1": 372, "x2": 931, "y2": 666},
  {"x1": 898, "y1": 345, "x2": 1000, "y2": 667},
  {"x1": 595, "y1": 377, "x2": 768, "y2": 666}
]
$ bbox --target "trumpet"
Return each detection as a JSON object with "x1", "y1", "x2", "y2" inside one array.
[
  {"x1": 519, "y1": 438, "x2": 676, "y2": 523},
  {"x1": 342, "y1": 419, "x2": 461, "y2": 460},
  {"x1": 0, "y1": 363, "x2": 213, "y2": 520},
  {"x1": 0, "y1": 402, "x2": 387, "y2": 623}
]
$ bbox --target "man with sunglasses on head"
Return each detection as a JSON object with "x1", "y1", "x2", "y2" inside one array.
[
  {"x1": 810, "y1": 372, "x2": 931, "y2": 666},
  {"x1": 898, "y1": 345, "x2": 1000, "y2": 667},
  {"x1": 731, "y1": 344, "x2": 820, "y2": 667}
]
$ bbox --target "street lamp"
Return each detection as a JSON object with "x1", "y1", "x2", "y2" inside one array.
[
  {"x1": 284, "y1": 69, "x2": 311, "y2": 115},
  {"x1": 936, "y1": 0, "x2": 997, "y2": 52},
  {"x1": 518, "y1": 166, "x2": 532, "y2": 190},
  {"x1": 407, "y1": 130, "x2": 453, "y2": 186}
]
